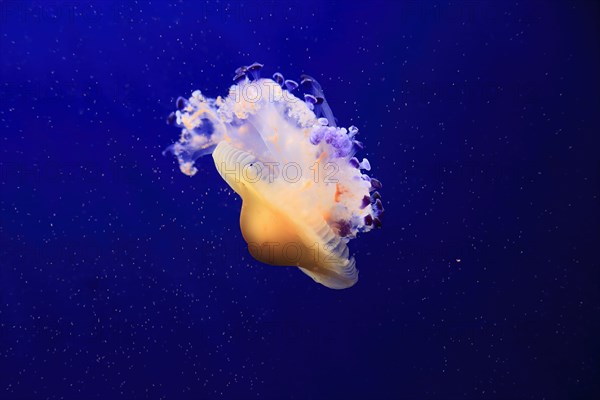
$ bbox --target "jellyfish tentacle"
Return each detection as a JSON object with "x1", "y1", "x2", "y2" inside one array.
[{"x1": 300, "y1": 74, "x2": 337, "y2": 127}]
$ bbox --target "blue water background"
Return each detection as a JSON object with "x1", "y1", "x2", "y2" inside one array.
[{"x1": 1, "y1": 1, "x2": 599, "y2": 399}]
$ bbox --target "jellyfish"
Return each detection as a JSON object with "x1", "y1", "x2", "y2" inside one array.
[{"x1": 165, "y1": 63, "x2": 383, "y2": 289}]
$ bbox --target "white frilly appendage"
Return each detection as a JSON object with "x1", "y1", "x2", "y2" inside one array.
[{"x1": 166, "y1": 67, "x2": 383, "y2": 246}]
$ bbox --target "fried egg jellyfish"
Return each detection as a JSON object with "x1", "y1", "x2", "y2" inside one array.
[{"x1": 166, "y1": 63, "x2": 383, "y2": 289}]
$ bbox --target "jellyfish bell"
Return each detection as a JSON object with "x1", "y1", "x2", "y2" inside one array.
[
  {"x1": 166, "y1": 63, "x2": 383, "y2": 289},
  {"x1": 212, "y1": 141, "x2": 358, "y2": 289}
]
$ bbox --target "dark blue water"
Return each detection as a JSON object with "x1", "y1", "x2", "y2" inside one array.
[{"x1": 1, "y1": 1, "x2": 599, "y2": 399}]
